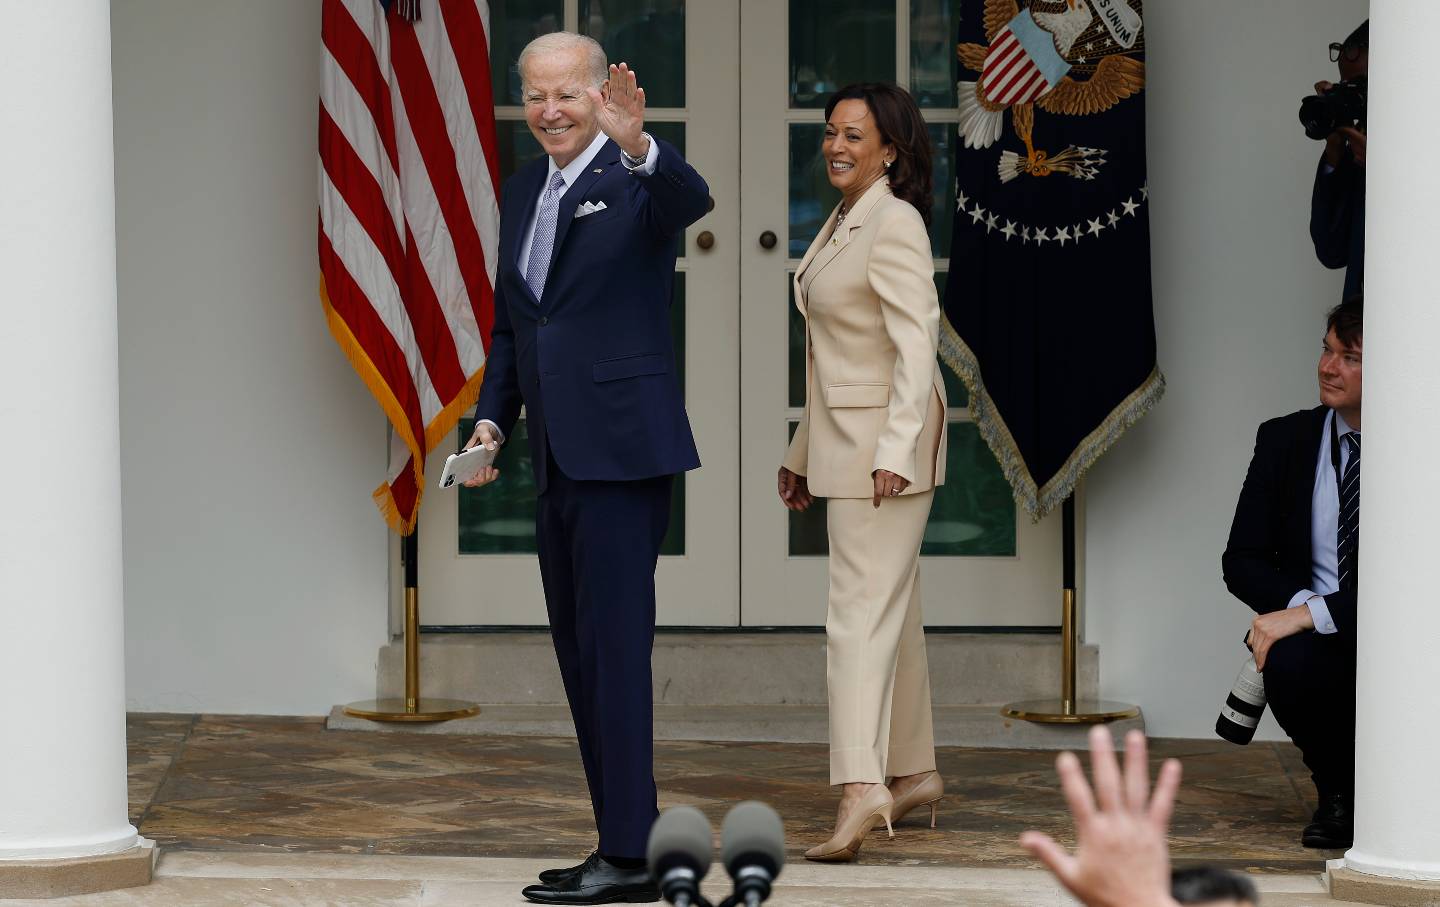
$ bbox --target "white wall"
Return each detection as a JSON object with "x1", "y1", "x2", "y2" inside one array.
[
  {"x1": 114, "y1": 1, "x2": 388, "y2": 713},
  {"x1": 111, "y1": 0, "x2": 1371, "y2": 732},
  {"x1": 1085, "y1": 0, "x2": 1369, "y2": 738}
]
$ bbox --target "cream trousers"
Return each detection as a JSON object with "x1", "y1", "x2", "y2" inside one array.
[{"x1": 825, "y1": 490, "x2": 937, "y2": 785}]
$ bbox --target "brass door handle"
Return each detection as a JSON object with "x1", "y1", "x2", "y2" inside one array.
[
  {"x1": 696, "y1": 230, "x2": 716, "y2": 251},
  {"x1": 758, "y1": 230, "x2": 777, "y2": 250}
]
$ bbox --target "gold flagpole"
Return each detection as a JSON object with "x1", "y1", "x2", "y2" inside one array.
[
  {"x1": 1003, "y1": 495, "x2": 1139, "y2": 724},
  {"x1": 344, "y1": 528, "x2": 479, "y2": 722}
]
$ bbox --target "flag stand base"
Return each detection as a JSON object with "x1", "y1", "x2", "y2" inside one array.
[
  {"x1": 343, "y1": 532, "x2": 479, "y2": 724},
  {"x1": 1003, "y1": 498, "x2": 1139, "y2": 726},
  {"x1": 342, "y1": 698, "x2": 480, "y2": 722}
]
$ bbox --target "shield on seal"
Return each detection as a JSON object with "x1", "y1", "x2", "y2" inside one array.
[{"x1": 980, "y1": 9, "x2": 1074, "y2": 106}]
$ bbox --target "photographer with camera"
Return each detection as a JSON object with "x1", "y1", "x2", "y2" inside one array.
[
  {"x1": 1302, "y1": 20, "x2": 1368, "y2": 301},
  {"x1": 1220, "y1": 297, "x2": 1364, "y2": 850}
]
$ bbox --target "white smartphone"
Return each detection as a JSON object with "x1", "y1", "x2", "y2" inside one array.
[{"x1": 438, "y1": 444, "x2": 498, "y2": 489}]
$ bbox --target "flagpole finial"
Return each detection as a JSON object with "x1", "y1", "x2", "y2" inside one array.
[{"x1": 381, "y1": 0, "x2": 422, "y2": 22}]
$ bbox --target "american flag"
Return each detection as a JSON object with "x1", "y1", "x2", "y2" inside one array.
[
  {"x1": 980, "y1": 9, "x2": 1072, "y2": 107},
  {"x1": 319, "y1": 0, "x2": 500, "y2": 533}
]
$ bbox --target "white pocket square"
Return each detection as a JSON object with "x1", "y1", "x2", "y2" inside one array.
[{"x1": 574, "y1": 200, "x2": 608, "y2": 218}]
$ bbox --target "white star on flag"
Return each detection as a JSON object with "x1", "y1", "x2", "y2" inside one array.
[
  {"x1": 1140, "y1": 184, "x2": 1150, "y2": 200},
  {"x1": 1001, "y1": 220, "x2": 1017, "y2": 240},
  {"x1": 1033, "y1": 227, "x2": 1051, "y2": 245},
  {"x1": 1122, "y1": 197, "x2": 1139, "y2": 217},
  {"x1": 1088, "y1": 218, "x2": 1104, "y2": 237},
  {"x1": 969, "y1": 203, "x2": 987, "y2": 224},
  {"x1": 985, "y1": 212, "x2": 999, "y2": 233},
  {"x1": 1055, "y1": 226, "x2": 1071, "y2": 246},
  {"x1": 957, "y1": 190, "x2": 970, "y2": 212},
  {"x1": 1072, "y1": 223, "x2": 1085, "y2": 243},
  {"x1": 1107, "y1": 210, "x2": 1120, "y2": 226}
]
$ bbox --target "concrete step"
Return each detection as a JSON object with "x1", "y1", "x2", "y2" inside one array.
[
  {"x1": 327, "y1": 702, "x2": 1144, "y2": 751},
  {"x1": 376, "y1": 632, "x2": 1099, "y2": 707}
]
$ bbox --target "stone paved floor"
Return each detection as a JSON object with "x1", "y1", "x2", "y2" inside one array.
[
  {"x1": 126, "y1": 715, "x2": 1340, "y2": 874},
  {"x1": 8, "y1": 852, "x2": 1363, "y2": 906}
]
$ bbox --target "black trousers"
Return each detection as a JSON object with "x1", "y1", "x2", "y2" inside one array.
[
  {"x1": 1264, "y1": 630, "x2": 1357, "y2": 799},
  {"x1": 535, "y1": 454, "x2": 672, "y2": 858}
]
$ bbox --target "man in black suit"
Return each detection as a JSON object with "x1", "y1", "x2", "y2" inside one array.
[{"x1": 1222, "y1": 296, "x2": 1363, "y2": 849}]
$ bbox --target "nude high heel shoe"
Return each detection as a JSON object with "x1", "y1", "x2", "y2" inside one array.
[
  {"x1": 804, "y1": 784, "x2": 895, "y2": 863},
  {"x1": 889, "y1": 771, "x2": 945, "y2": 828}
]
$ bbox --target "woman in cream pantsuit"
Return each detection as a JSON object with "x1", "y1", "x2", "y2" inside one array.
[{"x1": 777, "y1": 83, "x2": 949, "y2": 863}]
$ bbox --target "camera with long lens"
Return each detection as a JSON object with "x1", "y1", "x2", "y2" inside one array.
[
  {"x1": 1215, "y1": 634, "x2": 1267, "y2": 745},
  {"x1": 1299, "y1": 77, "x2": 1367, "y2": 140}
]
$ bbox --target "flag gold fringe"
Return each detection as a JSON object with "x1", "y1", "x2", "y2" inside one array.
[
  {"x1": 320, "y1": 273, "x2": 489, "y2": 535},
  {"x1": 939, "y1": 314, "x2": 1165, "y2": 521}
]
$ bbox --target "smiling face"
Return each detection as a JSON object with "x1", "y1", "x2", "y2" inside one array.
[
  {"x1": 822, "y1": 98, "x2": 894, "y2": 204},
  {"x1": 1318, "y1": 326, "x2": 1363, "y2": 419},
  {"x1": 521, "y1": 46, "x2": 603, "y2": 169}
]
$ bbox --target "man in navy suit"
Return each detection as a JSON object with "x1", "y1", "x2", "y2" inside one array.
[
  {"x1": 462, "y1": 31, "x2": 708, "y2": 906},
  {"x1": 1222, "y1": 296, "x2": 1363, "y2": 850}
]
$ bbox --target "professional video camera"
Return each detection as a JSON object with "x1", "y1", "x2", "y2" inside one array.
[{"x1": 1299, "y1": 77, "x2": 1367, "y2": 140}]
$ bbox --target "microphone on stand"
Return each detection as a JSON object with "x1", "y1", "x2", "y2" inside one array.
[
  {"x1": 719, "y1": 801, "x2": 784, "y2": 907},
  {"x1": 647, "y1": 806, "x2": 715, "y2": 907}
]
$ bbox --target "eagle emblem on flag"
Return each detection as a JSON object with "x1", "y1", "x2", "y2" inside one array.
[{"x1": 957, "y1": 0, "x2": 1145, "y2": 183}]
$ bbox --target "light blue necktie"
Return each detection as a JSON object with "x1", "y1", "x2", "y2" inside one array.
[{"x1": 525, "y1": 171, "x2": 567, "y2": 301}]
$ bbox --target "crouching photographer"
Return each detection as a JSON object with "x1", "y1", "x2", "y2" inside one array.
[
  {"x1": 1302, "y1": 20, "x2": 1367, "y2": 301},
  {"x1": 1220, "y1": 297, "x2": 1364, "y2": 850}
]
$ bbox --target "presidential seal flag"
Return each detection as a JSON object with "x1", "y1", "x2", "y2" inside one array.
[
  {"x1": 942, "y1": 0, "x2": 1161, "y2": 519},
  {"x1": 319, "y1": 0, "x2": 501, "y2": 533}
]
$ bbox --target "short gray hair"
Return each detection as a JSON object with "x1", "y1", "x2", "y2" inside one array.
[{"x1": 517, "y1": 32, "x2": 608, "y2": 92}]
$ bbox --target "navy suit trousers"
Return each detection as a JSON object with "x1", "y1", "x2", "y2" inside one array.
[
  {"x1": 1264, "y1": 630, "x2": 1357, "y2": 799},
  {"x1": 536, "y1": 449, "x2": 672, "y2": 858}
]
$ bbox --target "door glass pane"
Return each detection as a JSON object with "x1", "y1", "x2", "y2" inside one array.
[
  {"x1": 579, "y1": 0, "x2": 686, "y2": 109},
  {"x1": 909, "y1": 0, "x2": 957, "y2": 108},
  {"x1": 785, "y1": 423, "x2": 1016, "y2": 557},
  {"x1": 788, "y1": 276, "x2": 805, "y2": 407},
  {"x1": 926, "y1": 121, "x2": 954, "y2": 257},
  {"x1": 498, "y1": 120, "x2": 545, "y2": 182},
  {"x1": 788, "y1": 124, "x2": 839, "y2": 257},
  {"x1": 786, "y1": 422, "x2": 829, "y2": 557},
  {"x1": 789, "y1": 0, "x2": 896, "y2": 109},
  {"x1": 489, "y1": 0, "x2": 565, "y2": 106},
  {"x1": 923, "y1": 423, "x2": 1016, "y2": 556},
  {"x1": 459, "y1": 417, "x2": 539, "y2": 554}
]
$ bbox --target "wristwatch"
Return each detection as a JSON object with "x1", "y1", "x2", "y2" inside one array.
[{"x1": 621, "y1": 132, "x2": 653, "y2": 170}]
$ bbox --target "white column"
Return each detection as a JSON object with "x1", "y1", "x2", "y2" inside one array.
[
  {"x1": 1344, "y1": 0, "x2": 1440, "y2": 884},
  {"x1": 0, "y1": 1, "x2": 139, "y2": 861}
]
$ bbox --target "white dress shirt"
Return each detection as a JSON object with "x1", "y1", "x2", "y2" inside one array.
[
  {"x1": 1286, "y1": 409, "x2": 1356, "y2": 634},
  {"x1": 478, "y1": 130, "x2": 659, "y2": 446}
]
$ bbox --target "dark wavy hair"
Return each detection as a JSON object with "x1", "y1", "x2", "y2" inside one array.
[
  {"x1": 824, "y1": 83, "x2": 933, "y2": 226},
  {"x1": 1328, "y1": 294, "x2": 1363, "y2": 348}
]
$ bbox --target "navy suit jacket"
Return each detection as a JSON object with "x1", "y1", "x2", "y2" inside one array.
[
  {"x1": 476, "y1": 138, "x2": 708, "y2": 492},
  {"x1": 1222, "y1": 406, "x2": 1357, "y2": 634}
]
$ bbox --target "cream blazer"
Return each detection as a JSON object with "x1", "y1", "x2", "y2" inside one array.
[{"x1": 782, "y1": 179, "x2": 948, "y2": 499}]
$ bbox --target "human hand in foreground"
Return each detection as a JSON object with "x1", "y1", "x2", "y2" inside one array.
[
  {"x1": 777, "y1": 466, "x2": 813, "y2": 511},
  {"x1": 460, "y1": 422, "x2": 502, "y2": 488},
  {"x1": 1019, "y1": 727, "x2": 1183, "y2": 907}
]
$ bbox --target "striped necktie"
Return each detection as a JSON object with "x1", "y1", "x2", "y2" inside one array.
[
  {"x1": 1337, "y1": 431, "x2": 1361, "y2": 592},
  {"x1": 525, "y1": 171, "x2": 568, "y2": 302}
]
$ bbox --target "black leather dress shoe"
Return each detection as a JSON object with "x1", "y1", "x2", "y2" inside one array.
[
  {"x1": 522, "y1": 857, "x2": 660, "y2": 904},
  {"x1": 538, "y1": 851, "x2": 599, "y2": 884},
  {"x1": 1302, "y1": 792, "x2": 1354, "y2": 849}
]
